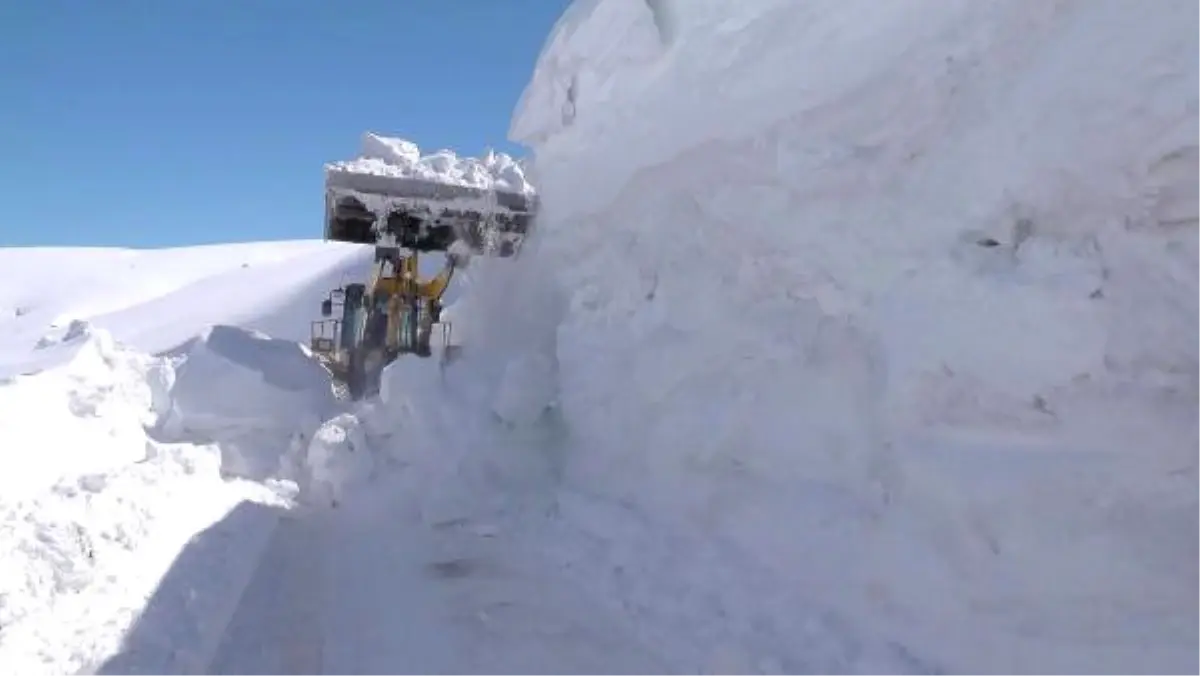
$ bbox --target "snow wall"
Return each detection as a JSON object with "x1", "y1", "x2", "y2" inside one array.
[{"x1": 494, "y1": 0, "x2": 1198, "y2": 671}]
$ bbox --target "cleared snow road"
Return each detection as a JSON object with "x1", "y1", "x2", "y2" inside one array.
[{"x1": 198, "y1": 500, "x2": 666, "y2": 674}]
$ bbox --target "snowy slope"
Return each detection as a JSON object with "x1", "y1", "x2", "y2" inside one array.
[
  {"x1": 503, "y1": 0, "x2": 1198, "y2": 672},
  {"x1": 0, "y1": 241, "x2": 368, "y2": 379}
]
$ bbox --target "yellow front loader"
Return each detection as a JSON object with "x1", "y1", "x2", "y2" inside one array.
[{"x1": 309, "y1": 162, "x2": 537, "y2": 400}]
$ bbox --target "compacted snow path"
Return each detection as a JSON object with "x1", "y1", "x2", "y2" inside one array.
[{"x1": 200, "y1": 499, "x2": 667, "y2": 675}]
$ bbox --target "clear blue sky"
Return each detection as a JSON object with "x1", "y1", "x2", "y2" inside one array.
[{"x1": 0, "y1": 0, "x2": 571, "y2": 248}]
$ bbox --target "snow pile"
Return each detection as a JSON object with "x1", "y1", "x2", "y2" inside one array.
[
  {"x1": 0, "y1": 326, "x2": 173, "y2": 500},
  {"x1": 301, "y1": 413, "x2": 373, "y2": 508},
  {"x1": 327, "y1": 132, "x2": 536, "y2": 196},
  {"x1": 505, "y1": 0, "x2": 1198, "y2": 672},
  {"x1": 0, "y1": 242, "x2": 361, "y2": 670},
  {"x1": 156, "y1": 324, "x2": 338, "y2": 484},
  {"x1": 0, "y1": 327, "x2": 295, "y2": 673}
]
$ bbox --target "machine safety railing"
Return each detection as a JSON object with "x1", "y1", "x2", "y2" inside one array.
[{"x1": 310, "y1": 318, "x2": 342, "y2": 355}]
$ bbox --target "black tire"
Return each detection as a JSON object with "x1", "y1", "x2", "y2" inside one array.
[
  {"x1": 347, "y1": 348, "x2": 385, "y2": 400},
  {"x1": 346, "y1": 349, "x2": 368, "y2": 400}
]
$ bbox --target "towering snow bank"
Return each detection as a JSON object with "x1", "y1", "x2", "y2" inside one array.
[
  {"x1": 515, "y1": 0, "x2": 1197, "y2": 414},
  {"x1": 327, "y1": 132, "x2": 536, "y2": 197},
  {"x1": 509, "y1": 0, "x2": 1197, "y2": 672}
]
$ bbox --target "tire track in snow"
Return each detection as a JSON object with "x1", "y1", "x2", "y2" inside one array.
[{"x1": 206, "y1": 510, "x2": 326, "y2": 674}]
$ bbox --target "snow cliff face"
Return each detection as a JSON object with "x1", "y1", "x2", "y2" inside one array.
[
  {"x1": 513, "y1": 0, "x2": 1197, "y2": 426},
  {"x1": 504, "y1": 0, "x2": 1198, "y2": 671},
  {"x1": 511, "y1": 0, "x2": 1199, "y2": 474}
]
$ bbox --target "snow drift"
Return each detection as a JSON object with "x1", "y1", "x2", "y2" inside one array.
[{"x1": 503, "y1": 0, "x2": 1198, "y2": 672}]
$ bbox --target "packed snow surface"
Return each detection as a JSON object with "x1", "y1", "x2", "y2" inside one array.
[
  {"x1": 326, "y1": 131, "x2": 536, "y2": 196},
  {"x1": 2, "y1": 0, "x2": 1197, "y2": 674}
]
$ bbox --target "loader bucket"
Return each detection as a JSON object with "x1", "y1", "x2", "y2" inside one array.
[{"x1": 324, "y1": 168, "x2": 538, "y2": 257}]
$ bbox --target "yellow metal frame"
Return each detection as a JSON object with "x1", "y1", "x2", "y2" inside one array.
[{"x1": 313, "y1": 249, "x2": 458, "y2": 363}]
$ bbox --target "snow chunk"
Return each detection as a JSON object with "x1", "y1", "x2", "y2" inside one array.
[
  {"x1": 361, "y1": 133, "x2": 421, "y2": 166},
  {"x1": 157, "y1": 325, "x2": 337, "y2": 483},
  {"x1": 327, "y1": 132, "x2": 536, "y2": 196},
  {"x1": 34, "y1": 318, "x2": 93, "y2": 350},
  {"x1": 301, "y1": 413, "x2": 372, "y2": 508}
]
